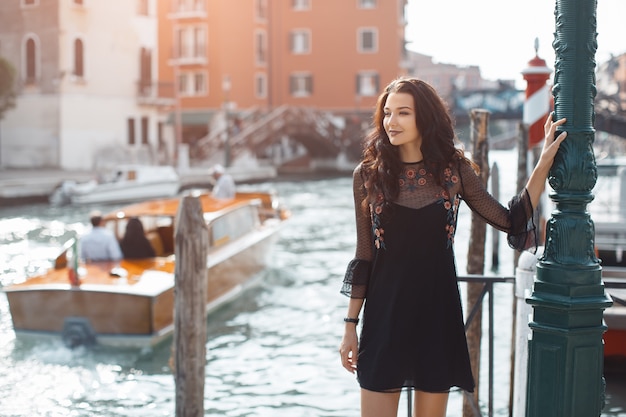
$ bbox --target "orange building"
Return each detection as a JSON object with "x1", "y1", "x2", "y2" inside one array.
[{"x1": 157, "y1": 0, "x2": 408, "y2": 146}]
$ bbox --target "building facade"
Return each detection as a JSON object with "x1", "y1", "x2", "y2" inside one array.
[
  {"x1": 0, "y1": 0, "x2": 168, "y2": 170},
  {"x1": 0, "y1": 0, "x2": 416, "y2": 170},
  {"x1": 158, "y1": 0, "x2": 409, "y2": 148}
]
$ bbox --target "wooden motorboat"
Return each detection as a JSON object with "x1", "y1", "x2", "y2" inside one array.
[
  {"x1": 49, "y1": 164, "x2": 181, "y2": 206},
  {"x1": 3, "y1": 190, "x2": 290, "y2": 348}
]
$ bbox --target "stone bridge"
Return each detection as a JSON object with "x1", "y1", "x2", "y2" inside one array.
[
  {"x1": 193, "y1": 105, "x2": 364, "y2": 167},
  {"x1": 192, "y1": 90, "x2": 626, "y2": 168}
]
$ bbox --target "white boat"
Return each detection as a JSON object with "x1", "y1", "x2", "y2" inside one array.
[{"x1": 49, "y1": 165, "x2": 181, "y2": 206}]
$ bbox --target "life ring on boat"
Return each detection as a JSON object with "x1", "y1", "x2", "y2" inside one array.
[{"x1": 62, "y1": 317, "x2": 96, "y2": 348}]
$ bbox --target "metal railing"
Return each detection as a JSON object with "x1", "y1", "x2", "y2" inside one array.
[{"x1": 401, "y1": 272, "x2": 624, "y2": 417}]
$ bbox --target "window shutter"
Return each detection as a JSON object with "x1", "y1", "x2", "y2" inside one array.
[{"x1": 307, "y1": 75, "x2": 313, "y2": 94}]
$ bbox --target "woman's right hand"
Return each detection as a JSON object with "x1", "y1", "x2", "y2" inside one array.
[
  {"x1": 339, "y1": 328, "x2": 359, "y2": 373},
  {"x1": 525, "y1": 112, "x2": 568, "y2": 209}
]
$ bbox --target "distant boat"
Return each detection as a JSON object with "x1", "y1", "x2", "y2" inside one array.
[
  {"x1": 3, "y1": 189, "x2": 290, "y2": 348},
  {"x1": 49, "y1": 164, "x2": 181, "y2": 206}
]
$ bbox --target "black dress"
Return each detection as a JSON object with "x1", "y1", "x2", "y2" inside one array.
[
  {"x1": 342, "y1": 159, "x2": 535, "y2": 393},
  {"x1": 359, "y1": 202, "x2": 473, "y2": 392}
]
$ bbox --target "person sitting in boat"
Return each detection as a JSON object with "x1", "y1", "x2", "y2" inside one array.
[
  {"x1": 210, "y1": 164, "x2": 236, "y2": 199},
  {"x1": 79, "y1": 211, "x2": 123, "y2": 262},
  {"x1": 120, "y1": 217, "x2": 156, "y2": 259}
]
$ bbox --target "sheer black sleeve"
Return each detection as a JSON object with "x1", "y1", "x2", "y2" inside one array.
[
  {"x1": 340, "y1": 165, "x2": 375, "y2": 299},
  {"x1": 340, "y1": 258, "x2": 372, "y2": 299},
  {"x1": 458, "y1": 161, "x2": 538, "y2": 252},
  {"x1": 505, "y1": 188, "x2": 538, "y2": 252}
]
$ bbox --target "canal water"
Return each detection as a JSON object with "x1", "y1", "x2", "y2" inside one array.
[{"x1": 1, "y1": 149, "x2": 626, "y2": 416}]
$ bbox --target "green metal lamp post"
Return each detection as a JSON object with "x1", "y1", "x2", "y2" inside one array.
[{"x1": 525, "y1": 0, "x2": 613, "y2": 416}]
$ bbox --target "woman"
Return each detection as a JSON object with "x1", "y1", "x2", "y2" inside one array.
[
  {"x1": 338, "y1": 77, "x2": 566, "y2": 417},
  {"x1": 120, "y1": 217, "x2": 156, "y2": 259}
]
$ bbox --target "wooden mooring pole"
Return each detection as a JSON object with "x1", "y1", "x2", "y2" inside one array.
[
  {"x1": 174, "y1": 196, "x2": 209, "y2": 417},
  {"x1": 490, "y1": 161, "x2": 500, "y2": 271},
  {"x1": 464, "y1": 108, "x2": 490, "y2": 417}
]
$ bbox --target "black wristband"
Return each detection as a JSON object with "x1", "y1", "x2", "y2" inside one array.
[{"x1": 344, "y1": 317, "x2": 359, "y2": 324}]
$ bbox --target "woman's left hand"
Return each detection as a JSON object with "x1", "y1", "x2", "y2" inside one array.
[{"x1": 539, "y1": 113, "x2": 567, "y2": 164}]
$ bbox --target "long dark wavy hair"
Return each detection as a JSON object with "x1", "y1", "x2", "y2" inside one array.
[{"x1": 360, "y1": 77, "x2": 475, "y2": 209}]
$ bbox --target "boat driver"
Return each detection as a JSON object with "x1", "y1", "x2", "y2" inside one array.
[{"x1": 210, "y1": 164, "x2": 236, "y2": 199}]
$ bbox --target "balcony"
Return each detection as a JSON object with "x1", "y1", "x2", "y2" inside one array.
[
  {"x1": 168, "y1": 3, "x2": 207, "y2": 19},
  {"x1": 136, "y1": 80, "x2": 176, "y2": 107},
  {"x1": 168, "y1": 55, "x2": 208, "y2": 67}
]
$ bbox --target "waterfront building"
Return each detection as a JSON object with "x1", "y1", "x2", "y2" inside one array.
[
  {"x1": 0, "y1": 0, "x2": 576, "y2": 171},
  {"x1": 156, "y1": 0, "x2": 411, "y2": 162},
  {"x1": 0, "y1": 0, "x2": 412, "y2": 170},
  {"x1": 0, "y1": 0, "x2": 169, "y2": 170}
]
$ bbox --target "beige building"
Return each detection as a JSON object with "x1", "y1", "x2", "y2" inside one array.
[{"x1": 0, "y1": 0, "x2": 169, "y2": 170}]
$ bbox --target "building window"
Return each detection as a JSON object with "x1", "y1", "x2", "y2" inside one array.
[
  {"x1": 177, "y1": 73, "x2": 188, "y2": 95},
  {"x1": 139, "y1": 47, "x2": 152, "y2": 95},
  {"x1": 158, "y1": 122, "x2": 165, "y2": 151},
  {"x1": 128, "y1": 118, "x2": 136, "y2": 145},
  {"x1": 138, "y1": 0, "x2": 149, "y2": 15},
  {"x1": 358, "y1": 0, "x2": 376, "y2": 8},
  {"x1": 292, "y1": 0, "x2": 310, "y2": 10},
  {"x1": 21, "y1": 0, "x2": 39, "y2": 7},
  {"x1": 193, "y1": 72, "x2": 206, "y2": 95},
  {"x1": 290, "y1": 30, "x2": 310, "y2": 54},
  {"x1": 255, "y1": 30, "x2": 267, "y2": 65},
  {"x1": 141, "y1": 117, "x2": 149, "y2": 145},
  {"x1": 24, "y1": 36, "x2": 38, "y2": 83},
  {"x1": 256, "y1": 0, "x2": 267, "y2": 21},
  {"x1": 290, "y1": 73, "x2": 313, "y2": 97},
  {"x1": 174, "y1": 0, "x2": 205, "y2": 13},
  {"x1": 356, "y1": 72, "x2": 379, "y2": 97},
  {"x1": 178, "y1": 71, "x2": 206, "y2": 96},
  {"x1": 73, "y1": 38, "x2": 84, "y2": 77},
  {"x1": 193, "y1": 0, "x2": 204, "y2": 11},
  {"x1": 255, "y1": 73, "x2": 267, "y2": 99},
  {"x1": 174, "y1": 25, "x2": 206, "y2": 61},
  {"x1": 193, "y1": 27, "x2": 205, "y2": 57},
  {"x1": 358, "y1": 28, "x2": 378, "y2": 53}
]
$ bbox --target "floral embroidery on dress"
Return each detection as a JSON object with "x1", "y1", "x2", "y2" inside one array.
[
  {"x1": 372, "y1": 164, "x2": 462, "y2": 250},
  {"x1": 371, "y1": 193, "x2": 386, "y2": 249},
  {"x1": 399, "y1": 166, "x2": 429, "y2": 191},
  {"x1": 438, "y1": 165, "x2": 461, "y2": 248}
]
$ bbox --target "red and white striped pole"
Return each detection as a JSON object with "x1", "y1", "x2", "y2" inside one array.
[{"x1": 522, "y1": 39, "x2": 552, "y2": 149}]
